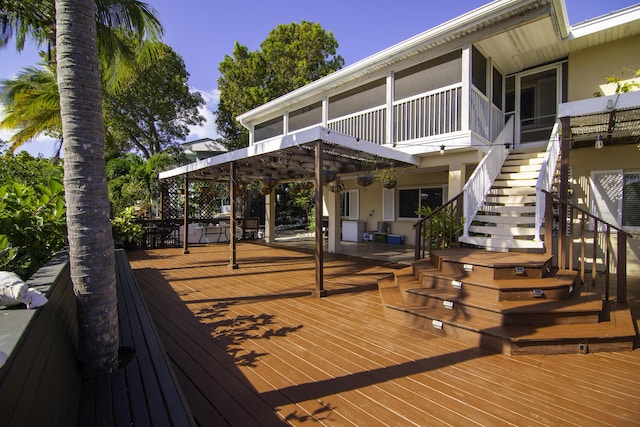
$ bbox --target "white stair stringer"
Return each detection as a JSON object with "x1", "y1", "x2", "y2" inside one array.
[{"x1": 460, "y1": 150, "x2": 546, "y2": 251}]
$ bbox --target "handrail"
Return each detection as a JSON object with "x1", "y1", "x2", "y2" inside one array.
[
  {"x1": 534, "y1": 121, "x2": 561, "y2": 241},
  {"x1": 413, "y1": 192, "x2": 463, "y2": 260},
  {"x1": 461, "y1": 116, "x2": 513, "y2": 238},
  {"x1": 542, "y1": 189, "x2": 632, "y2": 303}
]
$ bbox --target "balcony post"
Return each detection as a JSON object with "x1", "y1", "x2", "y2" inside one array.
[
  {"x1": 386, "y1": 71, "x2": 394, "y2": 146},
  {"x1": 617, "y1": 232, "x2": 627, "y2": 304}
]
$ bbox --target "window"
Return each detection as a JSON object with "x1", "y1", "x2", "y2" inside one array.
[
  {"x1": 340, "y1": 190, "x2": 359, "y2": 220},
  {"x1": 255, "y1": 116, "x2": 283, "y2": 142},
  {"x1": 471, "y1": 46, "x2": 487, "y2": 95},
  {"x1": 590, "y1": 170, "x2": 640, "y2": 230},
  {"x1": 398, "y1": 187, "x2": 443, "y2": 218}
]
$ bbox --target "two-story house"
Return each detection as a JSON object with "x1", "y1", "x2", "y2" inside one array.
[{"x1": 160, "y1": 0, "x2": 639, "y2": 353}]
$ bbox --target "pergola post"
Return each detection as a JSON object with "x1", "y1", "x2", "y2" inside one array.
[
  {"x1": 313, "y1": 140, "x2": 327, "y2": 297},
  {"x1": 182, "y1": 176, "x2": 189, "y2": 254},
  {"x1": 229, "y1": 161, "x2": 238, "y2": 269}
]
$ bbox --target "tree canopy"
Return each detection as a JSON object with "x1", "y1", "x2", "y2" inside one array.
[
  {"x1": 216, "y1": 21, "x2": 344, "y2": 150},
  {"x1": 103, "y1": 41, "x2": 205, "y2": 158}
]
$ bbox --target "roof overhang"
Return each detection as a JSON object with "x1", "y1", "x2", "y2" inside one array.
[
  {"x1": 558, "y1": 91, "x2": 640, "y2": 148},
  {"x1": 159, "y1": 126, "x2": 420, "y2": 182},
  {"x1": 237, "y1": 0, "x2": 556, "y2": 126}
]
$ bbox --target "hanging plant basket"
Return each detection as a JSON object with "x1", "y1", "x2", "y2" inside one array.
[
  {"x1": 329, "y1": 180, "x2": 345, "y2": 193},
  {"x1": 258, "y1": 178, "x2": 276, "y2": 195},
  {"x1": 322, "y1": 170, "x2": 337, "y2": 184},
  {"x1": 382, "y1": 179, "x2": 397, "y2": 189},
  {"x1": 300, "y1": 180, "x2": 314, "y2": 191},
  {"x1": 356, "y1": 174, "x2": 374, "y2": 188},
  {"x1": 376, "y1": 167, "x2": 399, "y2": 189}
]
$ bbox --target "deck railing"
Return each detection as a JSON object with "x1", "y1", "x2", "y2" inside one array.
[
  {"x1": 413, "y1": 192, "x2": 464, "y2": 260},
  {"x1": 534, "y1": 122, "x2": 561, "y2": 241},
  {"x1": 470, "y1": 86, "x2": 490, "y2": 140},
  {"x1": 393, "y1": 84, "x2": 462, "y2": 142},
  {"x1": 543, "y1": 190, "x2": 631, "y2": 303},
  {"x1": 461, "y1": 117, "x2": 513, "y2": 239},
  {"x1": 327, "y1": 105, "x2": 386, "y2": 145}
]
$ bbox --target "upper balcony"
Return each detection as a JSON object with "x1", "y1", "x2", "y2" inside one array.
[{"x1": 244, "y1": 46, "x2": 507, "y2": 155}]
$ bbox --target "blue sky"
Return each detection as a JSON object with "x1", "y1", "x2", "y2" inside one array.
[{"x1": 1, "y1": 0, "x2": 638, "y2": 156}]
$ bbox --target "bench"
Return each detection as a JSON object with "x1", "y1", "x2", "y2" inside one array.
[{"x1": 0, "y1": 249, "x2": 193, "y2": 426}]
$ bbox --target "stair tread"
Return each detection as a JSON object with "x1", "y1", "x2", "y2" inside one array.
[
  {"x1": 503, "y1": 304, "x2": 636, "y2": 342},
  {"x1": 384, "y1": 299, "x2": 634, "y2": 342},
  {"x1": 494, "y1": 270, "x2": 578, "y2": 291},
  {"x1": 404, "y1": 285, "x2": 602, "y2": 314}
]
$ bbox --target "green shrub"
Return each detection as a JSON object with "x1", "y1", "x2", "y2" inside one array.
[{"x1": 0, "y1": 179, "x2": 67, "y2": 279}]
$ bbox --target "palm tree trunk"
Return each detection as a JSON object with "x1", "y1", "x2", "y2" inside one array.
[{"x1": 56, "y1": 0, "x2": 118, "y2": 377}]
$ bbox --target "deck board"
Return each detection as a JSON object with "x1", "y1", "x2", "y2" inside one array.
[{"x1": 128, "y1": 243, "x2": 640, "y2": 426}]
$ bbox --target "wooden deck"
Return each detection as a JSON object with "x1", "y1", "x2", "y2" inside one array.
[{"x1": 128, "y1": 243, "x2": 640, "y2": 426}]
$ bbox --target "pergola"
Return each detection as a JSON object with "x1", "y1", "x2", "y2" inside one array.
[{"x1": 159, "y1": 126, "x2": 420, "y2": 296}]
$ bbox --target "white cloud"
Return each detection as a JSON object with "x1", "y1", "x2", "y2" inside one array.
[{"x1": 186, "y1": 87, "x2": 220, "y2": 141}]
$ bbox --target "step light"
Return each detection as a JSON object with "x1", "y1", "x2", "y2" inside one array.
[
  {"x1": 532, "y1": 289, "x2": 545, "y2": 298},
  {"x1": 514, "y1": 266, "x2": 525, "y2": 275},
  {"x1": 451, "y1": 280, "x2": 463, "y2": 289},
  {"x1": 463, "y1": 264, "x2": 473, "y2": 272},
  {"x1": 578, "y1": 343, "x2": 588, "y2": 354},
  {"x1": 443, "y1": 301, "x2": 454, "y2": 310},
  {"x1": 432, "y1": 320, "x2": 443, "y2": 330}
]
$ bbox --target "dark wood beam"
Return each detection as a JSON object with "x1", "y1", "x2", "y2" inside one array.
[
  {"x1": 229, "y1": 161, "x2": 238, "y2": 269},
  {"x1": 182, "y1": 176, "x2": 190, "y2": 254},
  {"x1": 313, "y1": 140, "x2": 327, "y2": 297}
]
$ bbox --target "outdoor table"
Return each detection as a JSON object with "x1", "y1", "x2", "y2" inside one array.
[{"x1": 196, "y1": 223, "x2": 229, "y2": 244}]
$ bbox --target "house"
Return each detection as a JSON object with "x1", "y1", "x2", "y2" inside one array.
[
  {"x1": 181, "y1": 137, "x2": 228, "y2": 161},
  {"x1": 159, "y1": 0, "x2": 639, "y2": 352}
]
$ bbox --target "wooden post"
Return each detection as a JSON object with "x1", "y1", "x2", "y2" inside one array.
[
  {"x1": 557, "y1": 117, "x2": 571, "y2": 268},
  {"x1": 617, "y1": 233, "x2": 627, "y2": 304},
  {"x1": 182, "y1": 177, "x2": 189, "y2": 254},
  {"x1": 229, "y1": 162, "x2": 238, "y2": 269},
  {"x1": 313, "y1": 140, "x2": 327, "y2": 297}
]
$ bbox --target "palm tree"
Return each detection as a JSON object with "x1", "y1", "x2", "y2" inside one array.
[
  {"x1": 0, "y1": 63, "x2": 62, "y2": 153},
  {"x1": 1, "y1": 0, "x2": 162, "y2": 376},
  {"x1": 55, "y1": 0, "x2": 119, "y2": 376}
]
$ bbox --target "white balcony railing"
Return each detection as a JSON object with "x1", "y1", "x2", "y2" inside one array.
[
  {"x1": 470, "y1": 86, "x2": 490, "y2": 141},
  {"x1": 327, "y1": 105, "x2": 386, "y2": 145},
  {"x1": 462, "y1": 117, "x2": 514, "y2": 238},
  {"x1": 534, "y1": 121, "x2": 561, "y2": 241},
  {"x1": 393, "y1": 84, "x2": 462, "y2": 143}
]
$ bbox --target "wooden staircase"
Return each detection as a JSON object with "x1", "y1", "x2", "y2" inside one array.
[
  {"x1": 460, "y1": 149, "x2": 546, "y2": 251},
  {"x1": 378, "y1": 248, "x2": 636, "y2": 355}
]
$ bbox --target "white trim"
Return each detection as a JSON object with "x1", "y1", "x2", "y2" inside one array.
[
  {"x1": 382, "y1": 188, "x2": 395, "y2": 221},
  {"x1": 159, "y1": 125, "x2": 420, "y2": 180}
]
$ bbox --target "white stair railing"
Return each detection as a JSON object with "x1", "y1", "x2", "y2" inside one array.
[
  {"x1": 534, "y1": 121, "x2": 561, "y2": 241},
  {"x1": 462, "y1": 117, "x2": 514, "y2": 238}
]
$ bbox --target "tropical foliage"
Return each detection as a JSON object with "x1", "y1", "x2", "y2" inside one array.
[
  {"x1": 0, "y1": 152, "x2": 66, "y2": 279},
  {"x1": 416, "y1": 204, "x2": 464, "y2": 250},
  {"x1": 216, "y1": 21, "x2": 344, "y2": 149}
]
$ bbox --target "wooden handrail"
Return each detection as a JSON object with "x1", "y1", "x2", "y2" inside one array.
[
  {"x1": 413, "y1": 192, "x2": 464, "y2": 260},
  {"x1": 542, "y1": 189, "x2": 632, "y2": 303}
]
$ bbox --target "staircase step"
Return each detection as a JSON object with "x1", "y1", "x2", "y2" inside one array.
[
  {"x1": 503, "y1": 157, "x2": 545, "y2": 166},
  {"x1": 492, "y1": 178, "x2": 538, "y2": 187},
  {"x1": 459, "y1": 236, "x2": 545, "y2": 250},
  {"x1": 484, "y1": 195, "x2": 536, "y2": 205},
  {"x1": 496, "y1": 270, "x2": 579, "y2": 301},
  {"x1": 497, "y1": 171, "x2": 540, "y2": 180},
  {"x1": 500, "y1": 164, "x2": 544, "y2": 173},
  {"x1": 473, "y1": 214, "x2": 535, "y2": 225},
  {"x1": 479, "y1": 205, "x2": 535, "y2": 214},
  {"x1": 469, "y1": 224, "x2": 536, "y2": 236},
  {"x1": 488, "y1": 187, "x2": 536, "y2": 196}
]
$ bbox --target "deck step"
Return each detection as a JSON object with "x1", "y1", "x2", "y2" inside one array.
[{"x1": 378, "y1": 248, "x2": 636, "y2": 355}]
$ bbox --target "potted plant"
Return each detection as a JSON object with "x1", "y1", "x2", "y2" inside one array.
[
  {"x1": 111, "y1": 206, "x2": 145, "y2": 249},
  {"x1": 329, "y1": 180, "x2": 345, "y2": 193},
  {"x1": 356, "y1": 172, "x2": 374, "y2": 188},
  {"x1": 376, "y1": 167, "x2": 399, "y2": 189},
  {"x1": 322, "y1": 170, "x2": 337, "y2": 184},
  {"x1": 258, "y1": 177, "x2": 276, "y2": 195}
]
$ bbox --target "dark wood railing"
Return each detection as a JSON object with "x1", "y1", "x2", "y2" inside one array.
[
  {"x1": 414, "y1": 192, "x2": 464, "y2": 260},
  {"x1": 543, "y1": 190, "x2": 632, "y2": 304}
]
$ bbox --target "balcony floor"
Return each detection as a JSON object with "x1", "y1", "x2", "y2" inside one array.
[{"x1": 128, "y1": 243, "x2": 640, "y2": 426}]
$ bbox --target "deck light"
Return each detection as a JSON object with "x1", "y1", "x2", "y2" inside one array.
[{"x1": 440, "y1": 145, "x2": 445, "y2": 155}]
